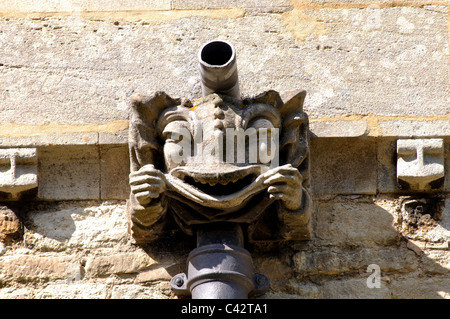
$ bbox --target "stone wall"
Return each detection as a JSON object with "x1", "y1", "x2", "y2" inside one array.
[{"x1": 0, "y1": 0, "x2": 449, "y2": 299}]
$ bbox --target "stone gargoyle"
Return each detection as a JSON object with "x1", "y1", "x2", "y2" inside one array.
[{"x1": 127, "y1": 89, "x2": 312, "y2": 245}]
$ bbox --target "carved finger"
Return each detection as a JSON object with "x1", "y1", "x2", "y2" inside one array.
[
  {"x1": 267, "y1": 185, "x2": 296, "y2": 195},
  {"x1": 135, "y1": 190, "x2": 160, "y2": 205},
  {"x1": 263, "y1": 164, "x2": 301, "y2": 180},
  {"x1": 131, "y1": 183, "x2": 164, "y2": 194},
  {"x1": 130, "y1": 175, "x2": 166, "y2": 187},
  {"x1": 130, "y1": 165, "x2": 165, "y2": 178},
  {"x1": 268, "y1": 193, "x2": 286, "y2": 201},
  {"x1": 263, "y1": 173, "x2": 300, "y2": 187},
  {"x1": 269, "y1": 192, "x2": 302, "y2": 211}
]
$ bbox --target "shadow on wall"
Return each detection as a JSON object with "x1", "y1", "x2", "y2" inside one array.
[
  {"x1": 305, "y1": 195, "x2": 450, "y2": 299},
  {"x1": 0, "y1": 197, "x2": 449, "y2": 299}
]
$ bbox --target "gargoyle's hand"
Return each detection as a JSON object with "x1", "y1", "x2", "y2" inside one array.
[
  {"x1": 129, "y1": 164, "x2": 166, "y2": 206},
  {"x1": 262, "y1": 164, "x2": 303, "y2": 211}
]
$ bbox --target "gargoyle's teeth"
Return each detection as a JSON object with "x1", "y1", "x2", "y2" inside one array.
[{"x1": 179, "y1": 172, "x2": 257, "y2": 196}]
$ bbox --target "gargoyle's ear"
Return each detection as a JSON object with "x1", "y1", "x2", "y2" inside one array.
[
  {"x1": 278, "y1": 89, "x2": 309, "y2": 169},
  {"x1": 279, "y1": 89, "x2": 306, "y2": 115},
  {"x1": 244, "y1": 90, "x2": 284, "y2": 108},
  {"x1": 130, "y1": 91, "x2": 180, "y2": 126},
  {"x1": 129, "y1": 91, "x2": 180, "y2": 171}
]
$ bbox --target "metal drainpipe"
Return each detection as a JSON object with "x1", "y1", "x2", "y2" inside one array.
[
  {"x1": 171, "y1": 223, "x2": 269, "y2": 299},
  {"x1": 170, "y1": 41, "x2": 269, "y2": 298}
]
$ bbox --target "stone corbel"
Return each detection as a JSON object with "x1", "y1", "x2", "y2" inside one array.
[
  {"x1": 0, "y1": 148, "x2": 38, "y2": 200},
  {"x1": 396, "y1": 138, "x2": 444, "y2": 191}
]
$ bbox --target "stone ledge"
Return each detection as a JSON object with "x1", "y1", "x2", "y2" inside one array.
[
  {"x1": 2, "y1": 118, "x2": 450, "y2": 146},
  {"x1": 0, "y1": 0, "x2": 172, "y2": 12},
  {"x1": 2, "y1": 119, "x2": 450, "y2": 200}
]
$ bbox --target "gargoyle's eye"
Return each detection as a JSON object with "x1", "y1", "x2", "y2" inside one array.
[
  {"x1": 161, "y1": 121, "x2": 192, "y2": 169},
  {"x1": 161, "y1": 121, "x2": 192, "y2": 143},
  {"x1": 248, "y1": 118, "x2": 276, "y2": 130},
  {"x1": 245, "y1": 118, "x2": 279, "y2": 165}
]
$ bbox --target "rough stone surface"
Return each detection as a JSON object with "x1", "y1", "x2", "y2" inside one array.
[
  {"x1": 285, "y1": 280, "x2": 322, "y2": 298},
  {"x1": 377, "y1": 137, "x2": 400, "y2": 193},
  {"x1": 0, "y1": 0, "x2": 172, "y2": 12},
  {"x1": 0, "y1": 206, "x2": 22, "y2": 243},
  {"x1": 0, "y1": 196, "x2": 446, "y2": 298},
  {"x1": 0, "y1": 6, "x2": 448, "y2": 129},
  {"x1": 314, "y1": 197, "x2": 400, "y2": 246},
  {"x1": 23, "y1": 201, "x2": 129, "y2": 251},
  {"x1": 293, "y1": 247, "x2": 418, "y2": 275},
  {"x1": 310, "y1": 120, "x2": 369, "y2": 137},
  {"x1": 0, "y1": 1, "x2": 449, "y2": 300},
  {"x1": 310, "y1": 138, "x2": 377, "y2": 196},
  {"x1": 390, "y1": 277, "x2": 450, "y2": 299},
  {"x1": 422, "y1": 250, "x2": 450, "y2": 274},
  {"x1": 0, "y1": 148, "x2": 37, "y2": 200},
  {"x1": 37, "y1": 146, "x2": 100, "y2": 200},
  {"x1": 172, "y1": 0, "x2": 292, "y2": 11},
  {"x1": 0, "y1": 255, "x2": 77, "y2": 281},
  {"x1": 322, "y1": 277, "x2": 390, "y2": 299},
  {"x1": 378, "y1": 120, "x2": 450, "y2": 138},
  {"x1": 100, "y1": 145, "x2": 130, "y2": 199},
  {"x1": 85, "y1": 252, "x2": 157, "y2": 277}
]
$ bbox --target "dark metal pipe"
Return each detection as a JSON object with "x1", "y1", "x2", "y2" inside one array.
[
  {"x1": 198, "y1": 40, "x2": 240, "y2": 99},
  {"x1": 171, "y1": 223, "x2": 270, "y2": 299},
  {"x1": 170, "y1": 41, "x2": 270, "y2": 299}
]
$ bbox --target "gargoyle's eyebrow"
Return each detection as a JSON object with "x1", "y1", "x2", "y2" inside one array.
[
  {"x1": 156, "y1": 106, "x2": 190, "y2": 135},
  {"x1": 241, "y1": 104, "x2": 281, "y2": 129}
]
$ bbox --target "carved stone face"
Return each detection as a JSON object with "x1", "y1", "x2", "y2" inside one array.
[
  {"x1": 128, "y1": 90, "x2": 312, "y2": 243},
  {"x1": 155, "y1": 94, "x2": 281, "y2": 208}
]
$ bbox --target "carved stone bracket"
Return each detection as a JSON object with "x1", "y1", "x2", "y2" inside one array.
[
  {"x1": 0, "y1": 148, "x2": 38, "y2": 200},
  {"x1": 397, "y1": 138, "x2": 445, "y2": 191},
  {"x1": 127, "y1": 40, "x2": 312, "y2": 298}
]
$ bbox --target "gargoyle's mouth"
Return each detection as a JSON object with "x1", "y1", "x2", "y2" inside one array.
[
  {"x1": 165, "y1": 164, "x2": 269, "y2": 209},
  {"x1": 168, "y1": 164, "x2": 266, "y2": 197},
  {"x1": 182, "y1": 173, "x2": 256, "y2": 196}
]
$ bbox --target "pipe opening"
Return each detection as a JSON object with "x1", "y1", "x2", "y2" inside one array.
[{"x1": 200, "y1": 41, "x2": 234, "y2": 66}]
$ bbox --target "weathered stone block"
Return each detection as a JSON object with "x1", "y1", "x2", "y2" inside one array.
[
  {"x1": 98, "y1": 129, "x2": 128, "y2": 145},
  {"x1": 294, "y1": 247, "x2": 418, "y2": 276},
  {"x1": 37, "y1": 146, "x2": 100, "y2": 200},
  {"x1": 135, "y1": 266, "x2": 176, "y2": 283},
  {"x1": 286, "y1": 280, "x2": 322, "y2": 298},
  {"x1": 0, "y1": 6, "x2": 447, "y2": 133},
  {"x1": 445, "y1": 137, "x2": 450, "y2": 192},
  {"x1": 421, "y1": 199, "x2": 450, "y2": 243},
  {"x1": 0, "y1": 255, "x2": 77, "y2": 281},
  {"x1": 378, "y1": 120, "x2": 450, "y2": 138},
  {"x1": 172, "y1": 0, "x2": 291, "y2": 11},
  {"x1": 390, "y1": 277, "x2": 450, "y2": 299},
  {"x1": 0, "y1": 148, "x2": 37, "y2": 200},
  {"x1": 253, "y1": 256, "x2": 294, "y2": 291},
  {"x1": 396, "y1": 138, "x2": 445, "y2": 191},
  {"x1": 100, "y1": 145, "x2": 130, "y2": 199},
  {"x1": 299, "y1": 6, "x2": 449, "y2": 118},
  {"x1": 314, "y1": 198, "x2": 400, "y2": 246},
  {"x1": 310, "y1": 138, "x2": 377, "y2": 196},
  {"x1": 377, "y1": 137, "x2": 399, "y2": 193},
  {"x1": 310, "y1": 120, "x2": 369, "y2": 138},
  {"x1": 110, "y1": 283, "x2": 170, "y2": 299},
  {"x1": 421, "y1": 250, "x2": 450, "y2": 275},
  {"x1": 85, "y1": 251, "x2": 157, "y2": 277},
  {"x1": 0, "y1": 206, "x2": 22, "y2": 243},
  {"x1": 322, "y1": 277, "x2": 390, "y2": 299},
  {"x1": 36, "y1": 283, "x2": 109, "y2": 299},
  {"x1": 24, "y1": 201, "x2": 129, "y2": 251},
  {"x1": 0, "y1": 0, "x2": 172, "y2": 12}
]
